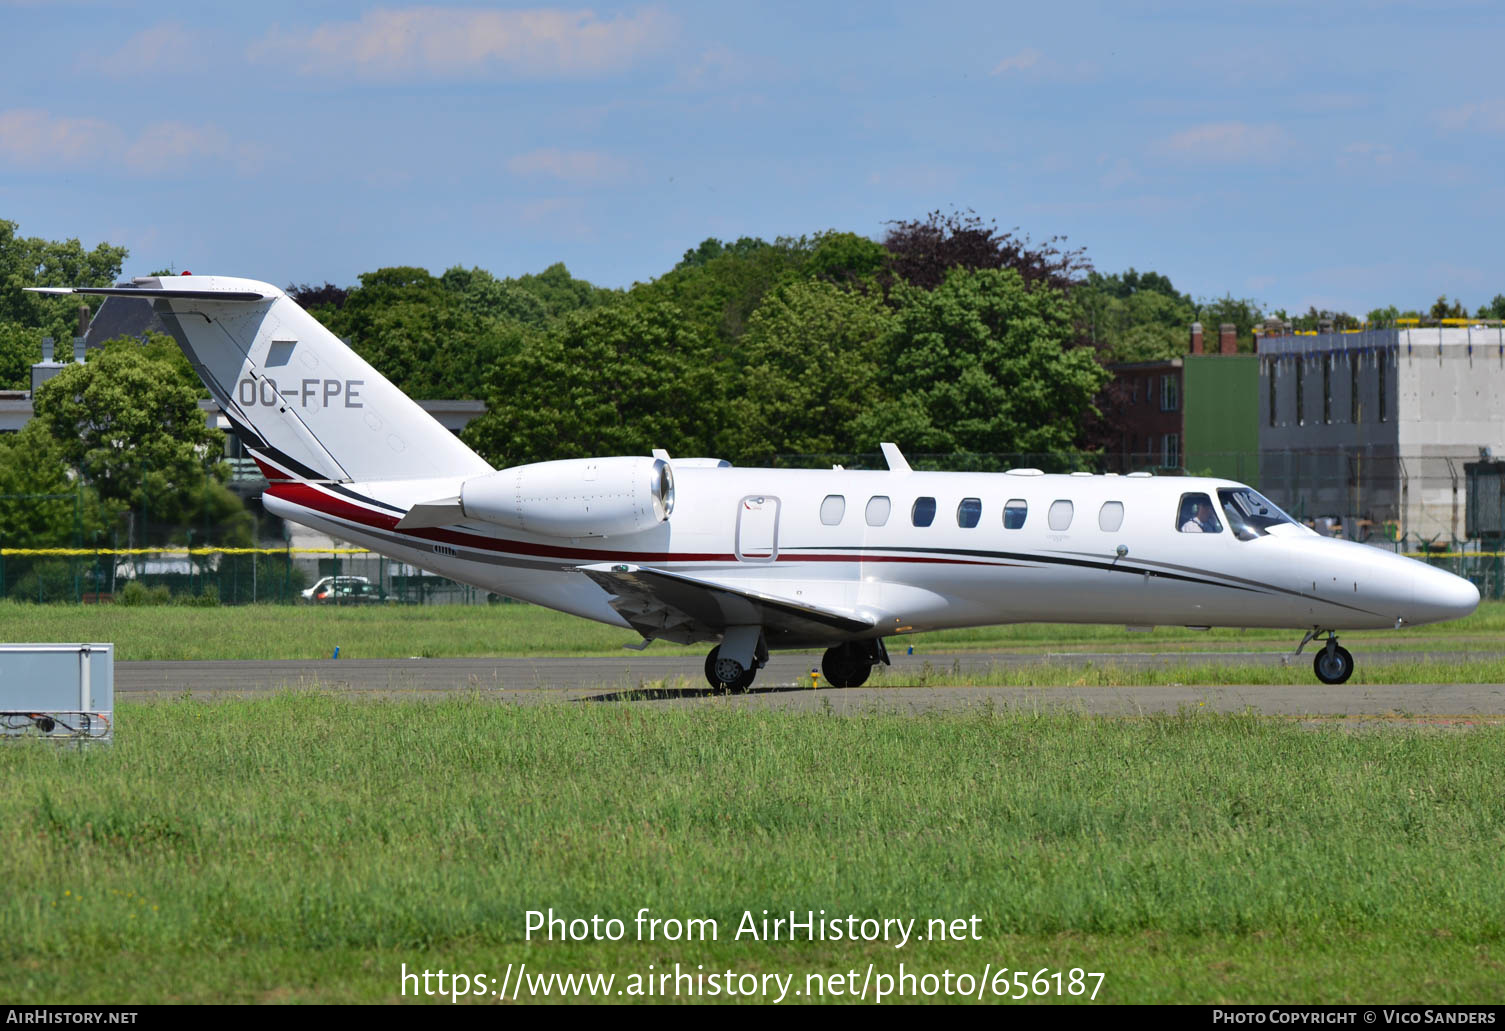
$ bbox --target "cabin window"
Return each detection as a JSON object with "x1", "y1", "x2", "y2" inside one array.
[
  {"x1": 1098, "y1": 501, "x2": 1124, "y2": 532},
  {"x1": 957, "y1": 497, "x2": 982, "y2": 528},
  {"x1": 819, "y1": 495, "x2": 845, "y2": 526},
  {"x1": 911, "y1": 497, "x2": 937, "y2": 527},
  {"x1": 1176, "y1": 492, "x2": 1223, "y2": 534},
  {"x1": 865, "y1": 495, "x2": 891, "y2": 526},
  {"x1": 1003, "y1": 499, "x2": 1027, "y2": 529},
  {"x1": 1047, "y1": 500, "x2": 1073, "y2": 531}
]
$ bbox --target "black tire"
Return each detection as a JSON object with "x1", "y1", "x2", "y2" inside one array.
[
  {"x1": 705, "y1": 646, "x2": 755, "y2": 692},
  {"x1": 1313, "y1": 644, "x2": 1354, "y2": 685},
  {"x1": 821, "y1": 646, "x2": 872, "y2": 688}
]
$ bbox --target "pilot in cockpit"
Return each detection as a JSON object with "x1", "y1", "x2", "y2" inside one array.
[{"x1": 1179, "y1": 496, "x2": 1220, "y2": 533}]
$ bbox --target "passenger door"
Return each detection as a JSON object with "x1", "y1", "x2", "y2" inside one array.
[{"x1": 735, "y1": 495, "x2": 780, "y2": 563}]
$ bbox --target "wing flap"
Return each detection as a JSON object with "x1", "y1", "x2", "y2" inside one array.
[{"x1": 581, "y1": 563, "x2": 874, "y2": 647}]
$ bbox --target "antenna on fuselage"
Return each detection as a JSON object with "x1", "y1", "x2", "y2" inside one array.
[{"x1": 880, "y1": 442, "x2": 911, "y2": 473}]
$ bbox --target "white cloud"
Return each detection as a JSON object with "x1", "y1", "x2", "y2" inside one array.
[
  {"x1": 252, "y1": 6, "x2": 676, "y2": 79},
  {"x1": 1436, "y1": 100, "x2": 1505, "y2": 133},
  {"x1": 0, "y1": 108, "x2": 250, "y2": 176},
  {"x1": 0, "y1": 109, "x2": 118, "y2": 165},
  {"x1": 93, "y1": 22, "x2": 205, "y2": 76},
  {"x1": 990, "y1": 48, "x2": 1040, "y2": 76},
  {"x1": 1156, "y1": 121, "x2": 1293, "y2": 163},
  {"x1": 506, "y1": 148, "x2": 630, "y2": 184}
]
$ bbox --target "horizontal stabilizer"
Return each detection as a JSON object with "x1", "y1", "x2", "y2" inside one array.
[
  {"x1": 581, "y1": 563, "x2": 874, "y2": 647},
  {"x1": 26, "y1": 285, "x2": 272, "y2": 301},
  {"x1": 395, "y1": 497, "x2": 464, "y2": 530}
]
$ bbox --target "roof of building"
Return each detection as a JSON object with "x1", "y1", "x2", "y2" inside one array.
[{"x1": 83, "y1": 296, "x2": 167, "y2": 349}]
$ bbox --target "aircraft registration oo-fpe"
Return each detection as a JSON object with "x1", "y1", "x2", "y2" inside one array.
[{"x1": 31, "y1": 276, "x2": 1482, "y2": 689}]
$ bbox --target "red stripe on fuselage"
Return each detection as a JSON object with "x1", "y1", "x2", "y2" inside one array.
[{"x1": 265, "y1": 481, "x2": 1011, "y2": 567}]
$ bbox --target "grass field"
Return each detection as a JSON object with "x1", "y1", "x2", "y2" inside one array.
[
  {"x1": 2, "y1": 696, "x2": 1503, "y2": 1005},
  {"x1": 1, "y1": 598, "x2": 1502, "y2": 662}
]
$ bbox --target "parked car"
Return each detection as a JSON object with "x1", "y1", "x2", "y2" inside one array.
[{"x1": 301, "y1": 575, "x2": 384, "y2": 603}]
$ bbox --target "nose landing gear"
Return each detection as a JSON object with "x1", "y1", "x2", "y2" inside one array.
[{"x1": 1296, "y1": 629, "x2": 1355, "y2": 685}]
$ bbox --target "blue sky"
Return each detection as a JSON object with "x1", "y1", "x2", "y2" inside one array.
[{"x1": 2, "y1": 1, "x2": 1502, "y2": 314}]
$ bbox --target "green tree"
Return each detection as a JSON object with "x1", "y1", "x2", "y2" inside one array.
[
  {"x1": 1195, "y1": 295, "x2": 1265, "y2": 350},
  {"x1": 463, "y1": 299, "x2": 721, "y2": 466},
  {"x1": 1477, "y1": 295, "x2": 1505, "y2": 320},
  {"x1": 0, "y1": 218, "x2": 128, "y2": 341},
  {"x1": 0, "y1": 421, "x2": 84, "y2": 549},
  {"x1": 727, "y1": 280, "x2": 894, "y2": 462},
  {"x1": 856, "y1": 267, "x2": 1108, "y2": 455},
  {"x1": 30, "y1": 339, "x2": 248, "y2": 543},
  {"x1": 0, "y1": 322, "x2": 42, "y2": 390}
]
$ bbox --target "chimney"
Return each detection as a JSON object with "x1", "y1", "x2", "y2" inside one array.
[
  {"x1": 1318, "y1": 318, "x2": 1334, "y2": 335},
  {"x1": 76, "y1": 304, "x2": 90, "y2": 340},
  {"x1": 1219, "y1": 323, "x2": 1237, "y2": 355},
  {"x1": 41, "y1": 336, "x2": 53, "y2": 362},
  {"x1": 1190, "y1": 322, "x2": 1204, "y2": 354},
  {"x1": 73, "y1": 336, "x2": 86, "y2": 362}
]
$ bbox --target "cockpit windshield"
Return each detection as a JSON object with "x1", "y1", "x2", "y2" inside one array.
[{"x1": 1218, "y1": 488, "x2": 1299, "y2": 541}]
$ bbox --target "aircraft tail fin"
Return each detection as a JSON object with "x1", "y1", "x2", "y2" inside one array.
[{"x1": 30, "y1": 276, "x2": 493, "y2": 484}]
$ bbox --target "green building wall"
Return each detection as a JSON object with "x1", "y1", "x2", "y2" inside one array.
[{"x1": 1183, "y1": 354, "x2": 1259, "y2": 484}]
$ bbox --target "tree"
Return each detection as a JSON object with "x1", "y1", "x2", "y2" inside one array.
[
  {"x1": 1195, "y1": 295, "x2": 1265, "y2": 349},
  {"x1": 1430, "y1": 295, "x2": 1467, "y2": 320},
  {"x1": 855, "y1": 267, "x2": 1108, "y2": 456},
  {"x1": 287, "y1": 282, "x2": 349, "y2": 311},
  {"x1": 30, "y1": 339, "x2": 247, "y2": 543},
  {"x1": 725, "y1": 280, "x2": 893, "y2": 462},
  {"x1": 0, "y1": 421, "x2": 85, "y2": 549},
  {"x1": 1477, "y1": 295, "x2": 1505, "y2": 320},
  {"x1": 1077, "y1": 269, "x2": 1196, "y2": 360},
  {"x1": 882, "y1": 209, "x2": 1091, "y2": 295},
  {"x1": 0, "y1": 322, "x2": 42, "y2": 390},
  {"x1": 0, "y1": 218, "x2": 128, "y2": 341},
  {"x1": 637, "y1": 237, "x2": 814, "y2": 348},
  {"x1": 463, "y1": 299, "x2": 722, "y2": 467}
]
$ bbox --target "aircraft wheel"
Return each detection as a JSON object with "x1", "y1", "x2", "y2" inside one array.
[
  {"x1": 1313, "y1": 644, "x2": 1354, "y2": 685},
  {"x1": 705, "y1": 646, "x2": 755, "y2": 692},
  {"x1": 821, "y1": 646, "x2": 872, "y2": 688}
]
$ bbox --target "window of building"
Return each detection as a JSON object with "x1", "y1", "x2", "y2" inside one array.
[
  {"x1": 1098, "y1": 501, "x2": 1124, "y2": 533},
  {"x1": 911, "y1": 497, "x2": 936, "y2": 527},
  {"x1": 1163, "y1": 433, "x2": 1179, "y2": 469},
  {"x1": 1047, "y1": 500, "x2": 1074, "y2": 531},
  {"x1": 865, "y1": 496, "x2": 891, "y2": 526},
  {"x1": 1378, "y1": 353, "x2": 1387, "y2": 423},
  {"x1": 957, "y1": 497, "x2": 982, "y2": 528},
  {"x1": 1160, "y1": 374, "x2": 1180, "y2": 412},
  {"x1": 1349, "y1": 353, "x2": 1361, "y2": 423},
  {"x1": 1268, "y1": 364, "x2": 1277, "y2": 427},
  {"x1": 1322, "y1": 354, "x2": 1332, "y2": 424},
  {"x1": 819, "y1": 494, "x2": 845, "y2": 526},
  {"x1": 1176, "y1": 492, "x2": 1223, "y2": 533},
  {"x1": 1295, "y1": 359, "x2": 1305, "y2": 425},
  {"x1": 1003, "y1": 499, "x2": 1027, "y2": 529}
]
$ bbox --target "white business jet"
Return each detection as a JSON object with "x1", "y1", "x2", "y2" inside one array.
[{"x1": 30, "y1": 276, "x2": 1480, "y2": 689}]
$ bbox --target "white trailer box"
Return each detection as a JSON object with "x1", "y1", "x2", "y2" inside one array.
[{"x1": 0, "y1": 643, "x2": 114, "y2": 742}]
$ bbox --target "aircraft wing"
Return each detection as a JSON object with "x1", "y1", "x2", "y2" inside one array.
[{"x1": 580, "y1": 563, "x2": 874, "y2": 647}]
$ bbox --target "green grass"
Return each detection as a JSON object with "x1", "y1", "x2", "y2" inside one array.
[
  {"x1": 0, "y1": 599, "x2": 1502, "y2": 662},
  {"x1": 3, "y1": 696, "x2": 1503, "y2": 1004}
]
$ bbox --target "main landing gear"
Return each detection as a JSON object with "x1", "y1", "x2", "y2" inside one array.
[
  {"x1": 1295, "y1": 629, "x2": 1355, "y2": 685},
  {"x1": 704, "y1": 645, "x2": 758, "y2": 692},
  {"x1": 821, "y1": 640, "x2": 891, "y2": 688}
]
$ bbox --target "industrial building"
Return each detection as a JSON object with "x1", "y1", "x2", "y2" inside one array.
[{"x1": 1259, "y1": 324, "x2": 1505, "y2": 543}]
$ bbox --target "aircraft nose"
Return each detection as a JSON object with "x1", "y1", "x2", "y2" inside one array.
[{"x1": 1409, "y1": 563, "x2": 1480, "y2": 625}]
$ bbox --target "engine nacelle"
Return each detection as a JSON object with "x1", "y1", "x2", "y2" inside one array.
[{"x1": 459, "y1": 456, "x2": 674, "y2": 538}]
